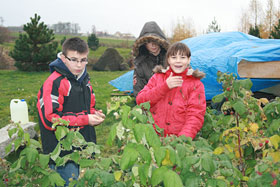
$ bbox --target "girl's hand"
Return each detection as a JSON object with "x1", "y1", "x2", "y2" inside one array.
[{"x1": 166, "y1": 72, "x2": 183, "y2": 89}]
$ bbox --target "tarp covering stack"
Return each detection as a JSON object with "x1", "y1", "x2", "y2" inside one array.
[{"x1": 109, "y1": 31, "x2": 280, "y2": 100}]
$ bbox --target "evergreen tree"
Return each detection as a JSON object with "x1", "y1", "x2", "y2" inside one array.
[
  {"x1": 87, "y1": 33, "x2": 99, "y2": 51},
  {"x1": 270, "y1": 19, "x2": 280, "y2": 39},
  {"x1": 248, "y1": 25, "x2": 261, "y2": 38},
  {"x1": 10, "y1": 14, "x2": 58, "y2": 71},
  {"x1": 207, "y1": 17, "x2": 221, "y2": 33},
  {"x1": 60, "y1": 36, "x2": 67, "y2": 45}
]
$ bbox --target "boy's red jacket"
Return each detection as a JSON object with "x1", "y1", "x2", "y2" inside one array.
[{"x1": 136, "y1": 67, "x2": 206, "y2": 139}]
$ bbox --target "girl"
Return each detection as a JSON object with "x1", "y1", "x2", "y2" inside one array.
[{"x1": 136, "y1": 42, "x2": 206, "y2": 139}]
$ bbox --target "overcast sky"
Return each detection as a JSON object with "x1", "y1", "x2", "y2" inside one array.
[{"x1": 1, "y1": 0, "x2": 259, "y2": 37}]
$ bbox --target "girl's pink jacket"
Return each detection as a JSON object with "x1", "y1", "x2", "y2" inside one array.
[{"x1": 136, "y1": 67, "x2": 206, "y2": 139}]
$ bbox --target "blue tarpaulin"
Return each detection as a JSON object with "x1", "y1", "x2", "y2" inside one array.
[{"x1": 109, "y1": 31, "x2": 280, "y2": 100}]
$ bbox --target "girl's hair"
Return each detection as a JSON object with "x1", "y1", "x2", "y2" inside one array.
[
  {"x1": 165, "y1": 42, "x2": 191, "y2": 61},
  {"x1": 62, "y1": 37, "x2": 89, "y2": 55}
]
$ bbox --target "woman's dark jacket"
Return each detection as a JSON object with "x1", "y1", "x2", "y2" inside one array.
[{"x1": 132, "y1": 21, "x2": 169, "y2": 97}]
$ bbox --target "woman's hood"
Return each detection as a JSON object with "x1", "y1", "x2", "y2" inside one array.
[{"x1": 132, "y1": 21, "x2": 170, "y2": 57}]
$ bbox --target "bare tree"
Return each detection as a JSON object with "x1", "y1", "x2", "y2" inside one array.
[
  {"x1": 238, "y1": 9, "x2": 251, "y2": 33},
  {"x1": 249, "y1": 0, "x2": 263, "y2": 26},
  {"x1": 265, "y1": 0, "x2": 276, "y2": 33},
  {"x1": 170, "y1": 17, "x2": 196, "y2": 43}
]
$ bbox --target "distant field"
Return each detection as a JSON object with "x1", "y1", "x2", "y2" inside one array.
[{"x1": 0, "y1": 32, "x2": 134, "y2": 62}]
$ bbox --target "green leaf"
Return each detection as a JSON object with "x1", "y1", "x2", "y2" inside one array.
[
  {"x1": 30, "y1": 139, "x2": 42, "y2": 149},
  {"x1": 175, "y1": 144, "x2": 187, "y2": 159},
  {"x1": 151, "y1": 166, "x2": 168, "y2": 186},
  {"x1": 232, "y1": 100, "x2": 247, "y2": 117},
  {"x1": 50, "y1": 144, "x2": 61, "y2": 161},
  {"x1": 13, "y1": 138, "x2": 22, "y2": 151},
  {"x1": 17, "y1": 127, "x2": 24, "y2": 138},
  {"x1": 136, "y1": 144, "x2": 151, "y2": 164},
  {"x1": 139, "y1": 164, "x2": 149, "y2": 186},
  {"x1": 220, "y1": 169, "x2": 233, "y2": 177},
  {"x1": 24, "y1": 133, "x2": 30, "y2": 145},
  {"x1": 167, "y1": 146, "x2": 176, "y2": 165},
  {"x1": 70, "y1": 151, "x2": 80, "y2": 163},
  {"x1": 163, "y1": 170, "x2": 183, "y2": 187},
  {"x1": 239, "y1": 79, "x2": 253, "y2": 90},
  {"x1": 39, "y1": 154, "x2": 50, "y2": 169},
  {"x1": 56, "y1": 157, "x2": 67, "y2": 167},
  {"x1": 120, "y1": 143, "x2": 139, "y2": 170},
  {"x1": 9, "y1": 156, "x2": 24, "y2": 172},
  {"x1": 184, "y1": 176, "x2": 201, "y2": 187},
  {"x1": 201, "y1": 153, "x2": 216, "y2": 174},
  {"x1": 100, "y1": 158, "x2": 112, "y2": 170},
  {"x1": 257, "y1": 164, "x2": 269, "y2": 173},
  {"x1": 55, "y1": 126, "x2": 69, "y2": 141},
  {"x1": 107, "y1": 123, "x2": 117, "y2": 146},
  {"x1": 49, "y1": 172, "x2": 65, "y2": 187},
  {"x1": 154, "y1": 147, "x2": 166, "y2": 166},
  {"x1": 8, "y1": 127, "x2": 17, "y2": 138},
  {"x1": 80, "y1": 159, "x2": 95, "y2": 168},
  {"x1": 121, "y1": 105, "x2": 131, "y2": 128},
  {"x1": 144, "y1": 125, "x2": 161, "y2": 147},
  {"x1": 99, "y1": 171, "x2": 115, "y2": 186},
  {"x1": 131, "y1": 108, "x2": 147, "y2": 123},
  {"x1": 22, "y1": 147, "x2": 38, "y2": 164},
  {"x1": 140, "y1": 102, "x2": 151, "y2": 110},
  {"x1": 212, "y1": 93, "x2": 225, "y2": 103},
  {"x1": 5, "y1": 143, "x2": 12, "y2": 155},
  {"x1": 133, "y1": 123, "x2": 145, "y2": 143},
  {"x1": 61, "y1": 130, "x2": 74, "y2": 150}
]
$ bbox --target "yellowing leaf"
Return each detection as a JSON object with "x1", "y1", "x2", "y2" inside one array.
[
  {"x1": 216, "y1": 176, "x2": 225, "y2": 180},
  {"x1": 213, "y1": 147, "x2": 224, "y2": 155},
  {"x1": 225, "y1": 144, "x2": 233, "y2": 153},
  {"x1": 234, "y1": 147, "x2": 243, "y2": 159},
  {"x1": 161, "y1": 149, "x2": 173, "y2": 166},
  {"x1": 244, "y1": 127, "x2": 248, "y2": 132},
  {"x1": 268, "y1": 152, "x2": 280, "y2": 163},
  {"x1": 259, "y1": 98, "x2": 269, "y2": 105},
  {"x1": 270, "y1": 135, "x2": 280, "y2": 150},
  {"x1": 114, "y1": 171, "x2": 123, "y2": 181},
  {"x1": 242, "y1": 176, "x2": 249, "y2": 181},
  {"x1": 263, "y1": 149, "x2": 269, "y2": 158},
  {"x1": 261, "y1": 113, "x2": 267, "y2": 121},
  {"x1": 249, "y1": 123, "x2": 259, "y2": 134}
]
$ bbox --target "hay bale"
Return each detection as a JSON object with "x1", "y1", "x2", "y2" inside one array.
[{"x1": 92, "y1": 48, "x2": 128, "y2": 71}]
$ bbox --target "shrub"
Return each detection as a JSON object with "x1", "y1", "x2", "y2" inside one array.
[
  {"x1": 87, "y1": 33, "x2": 99, "y2": 51},
  {"x1": 9, "y1": 14, "x2": 58, "y2": 71}
]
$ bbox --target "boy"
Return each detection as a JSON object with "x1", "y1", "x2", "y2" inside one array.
[{"x1": 37, "y1": 37, "x2": 105, "y2": 185}]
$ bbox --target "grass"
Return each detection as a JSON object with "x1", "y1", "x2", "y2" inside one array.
[{"x1": 0, "y1": 70, "x2": 133, "y2": 145}]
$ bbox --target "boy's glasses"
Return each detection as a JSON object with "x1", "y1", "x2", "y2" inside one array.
[{"x1": 64, "y1": 55, "x2": 88, "y2": 64}]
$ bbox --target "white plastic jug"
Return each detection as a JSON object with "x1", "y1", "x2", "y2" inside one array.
[{"x1": 10, "y1": 99, "x2": 29, "y2": 124}]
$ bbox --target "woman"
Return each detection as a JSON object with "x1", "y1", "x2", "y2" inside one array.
[
  {"x1": 132, "y1": 21, "x2": 169, "y2": 97},
  {"x1": 136, "y1": 42, "x2": 206, "y2": 139}
]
